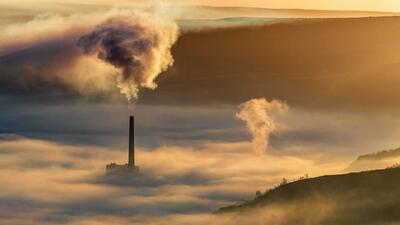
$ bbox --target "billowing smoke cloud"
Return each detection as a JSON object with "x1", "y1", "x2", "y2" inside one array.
[
  {"x1": 77, "y1": 15, "x2": 179, "y2": 102},
  {"x1": 0, "y1": 8, "x2": 180, "y2": 101},
  {"x1": 236, "y1": 98, "x2": 288, "y2": 155}
]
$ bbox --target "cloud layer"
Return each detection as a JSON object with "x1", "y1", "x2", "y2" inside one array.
[{"x1": 0, "y1": 136, "x2": 341, "y2": 225}]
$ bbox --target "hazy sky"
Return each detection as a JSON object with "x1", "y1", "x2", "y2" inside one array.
[
  {"x1": 188, "y1": 0, "x2": 400, "y2": 12},
  {"x1": 2, "y1": 0, "x2": 400, "y2": 12},
  {"x1": 2, "y1": 2, "x2": 400, "y2": 224}
]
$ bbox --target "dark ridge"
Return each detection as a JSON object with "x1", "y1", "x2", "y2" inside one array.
[
  {"x1": 356, "y1": 147, "x2": 400, "y2": 161},
  {"x1": 218, "y1": 167, "x2": 400, "y2": 225}
]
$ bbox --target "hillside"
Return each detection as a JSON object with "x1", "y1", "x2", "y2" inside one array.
[
  {"x1": 175, "y1": 6, "x2": 400, "y2": 20},
  {"x1": 357, "y1": 147, "x2": 400, "y2": 161},
  {"x1": 4, "y1": 16, "x2": 400, "y2": 111},
  {"x1": 347, "y1": 147, "x2": 400, "y2": 172},
  {"x1": 151, "y1": 16, "x2": 400, "y2": 110},
  {"x1": 218, "y1": 167, "x2": 400, "y2": 225}
]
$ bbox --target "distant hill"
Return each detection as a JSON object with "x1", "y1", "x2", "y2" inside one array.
[
  {"x1": 176, "y1": 6, "x2": 400, "y2": 20},
  {"x1": 5, "y1": 15, "x2": 400, "y2": 110},
  {"x1": 217, "y1": 167, "x2": 400, "y2": 225},
  {"x1": 356, "y1": 147, "x2": 400, "y2": 161},
  {"x1": 176, "y1": 7, "x2": 400, "y2": 30},
  {"x1": 146, "y1": 16, "x2": 400, "y2": 110},
  {"x1": 177, "y1": 17, "x2": 295, "y2": 31},
  {"x1": 346, "y1": 147, "x2": 400, "y2": 172}
]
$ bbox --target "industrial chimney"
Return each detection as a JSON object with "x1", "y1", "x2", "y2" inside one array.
[
  {"x1": 106, "y1": 116, "x2": 140, "y2": 175},
  {"x1": 128, "y1": 116, "x2": 135, "y2": 166}
]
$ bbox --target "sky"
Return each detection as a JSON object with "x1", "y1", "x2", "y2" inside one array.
[
  {"x1": 2, "y1": 0, "x2": 400, "y2": 12},
  {"x1": 2, "y1": 1, "x2": 400, "y2": 225}
]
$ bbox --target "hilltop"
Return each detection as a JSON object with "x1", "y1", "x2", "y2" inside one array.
[
  {"x1": 218, "y1": 167, "x2": 400, "y2": 225},
  {"x1": 174, "y1": 6, "x2": 400, "y2": 20},
  {"x1": 356, "y1": 147, "x2": 400, "y2": 161},
  {"x1": 347, "y1": 147, "x2": 400, "y2": 172}
]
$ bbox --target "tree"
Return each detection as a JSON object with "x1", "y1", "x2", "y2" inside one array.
[{"x1": 280, "y1": 178, "x2": 288, "y2": 186}]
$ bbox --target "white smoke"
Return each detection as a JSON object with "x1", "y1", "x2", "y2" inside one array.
[
  {"x1": 77, "y1": 13, "x2": 179, "y2": 102},
  {"x1": 0, "y1": 8, "x2": 180, "y2": 103},
  {"x1": 236, "y1": 98, "x2": 288, "y2": 155}
]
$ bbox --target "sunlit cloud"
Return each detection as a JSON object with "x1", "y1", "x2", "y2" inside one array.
[{"x1": 0, "y1": 136, "x2": 344, "y2": 224}]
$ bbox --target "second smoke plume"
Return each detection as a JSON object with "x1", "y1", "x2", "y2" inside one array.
[{"x1": 236, "y1": 98, "x2": 288, "y2": 155}]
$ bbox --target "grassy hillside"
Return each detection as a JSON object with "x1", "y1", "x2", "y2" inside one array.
[
  {"x1": 147, "y1": 16, "x2": 400, "y2": 110},
  {"x1": 357, "y1": 147, "x2": 400, "y2": 161},
  {"x1": 347, "y1": 147, "x2": 400, "y2": 172},
  {"x1": 218, "y1": 167, "x2": 400, "y2": 225},
  {"x1": 174, "y1": 6, "x2": 400, "y2": 20},
  {"x1": 4, "y1": 16, "x2": 400, "y2": 111}
]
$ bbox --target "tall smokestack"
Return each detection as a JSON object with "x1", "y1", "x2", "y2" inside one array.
[{"x1": 128, "y1": 116, "x2": 135, "y2": 166}]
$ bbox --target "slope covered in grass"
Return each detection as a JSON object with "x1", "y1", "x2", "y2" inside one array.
[{"x1": 218, "y1": 167, "x2": 400, "y2": 225}]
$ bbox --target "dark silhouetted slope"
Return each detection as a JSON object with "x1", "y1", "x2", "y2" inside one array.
[
  {"x1": 357, "y1": 147, "x2": 400, "y2": 161},
  {"x1": 347, "y1": 147, "x2": 400, "y2": 172},
  {"x1": 218, "y1": 167, "x2": 400, "y2": 225}
]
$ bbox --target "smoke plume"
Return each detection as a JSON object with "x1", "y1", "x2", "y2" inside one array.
[
  {"x1": 236, "y1": 98, "x2": 288, "y2": 155},
  {"x1": 77, "y1": 14, "x2": 179, "y2": 102}
]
